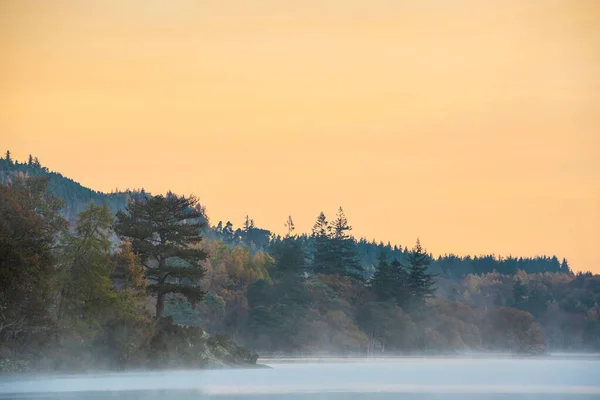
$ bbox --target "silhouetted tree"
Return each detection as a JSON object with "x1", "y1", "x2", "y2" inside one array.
[{"x1": 560, "y1": 258, "x2": 571, "y2": 274}]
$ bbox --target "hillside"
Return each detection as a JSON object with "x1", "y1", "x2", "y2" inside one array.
[
  {"x1": 2, "y1": 150, "x2": 599, "y2": 362},
  {"x1": 0, "y1": 151, "x2": 571, "y2": 279}
]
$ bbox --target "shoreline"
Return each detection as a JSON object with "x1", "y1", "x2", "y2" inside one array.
[{"x1": 259, "y1": 352, "x2": 600, "y2": 363}]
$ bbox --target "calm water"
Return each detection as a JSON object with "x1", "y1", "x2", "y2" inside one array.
[{"x1": 1, "y1": 356, "x2": 599, "y2": 399}]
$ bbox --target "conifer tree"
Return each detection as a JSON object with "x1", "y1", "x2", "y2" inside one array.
[
  {"x1": 370, "y1": 250, "x2": 395, "y2": 300},
  {"x1": 270, "y1": 237, "x2": 307, "y2": 280},
  {"x1": 311, "y1": 211, "x2": 334, "y2": 275},
  {"x1": 115, "y1": 193, "x2": 207, "y2": 318},
  {"x1": 370, "y1": 250, "x2": 410, "y2": 306},
  {"x1": 407, "y1": 239, "x2": 436, "y2": 311},
  {"x1": 560, "y1": 258, "x2": 571, "y2": 274},
  {"x1": 330, "y1": 207, "x2": 363, "y2": 281}
]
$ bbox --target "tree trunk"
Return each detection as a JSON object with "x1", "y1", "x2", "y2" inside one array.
[
  {"x1": 156, "y1": 293, "x2": 165, "y2": 319},
  {"x1": 156, "y1": 252, "x2": 166, "y2": 319}
]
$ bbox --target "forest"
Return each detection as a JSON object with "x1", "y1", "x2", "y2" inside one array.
[{"x1": 1, "y1": 151, "x2": 599, "y2": 372}]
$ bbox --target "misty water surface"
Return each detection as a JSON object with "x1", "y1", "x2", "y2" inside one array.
[{"x1": 1, "y1": 356, "x2": 599, "y2": 399}]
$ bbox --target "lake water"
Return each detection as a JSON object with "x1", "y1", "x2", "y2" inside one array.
[{"x1": 1, "y1": 356, "x2": 599, "y2": 399}]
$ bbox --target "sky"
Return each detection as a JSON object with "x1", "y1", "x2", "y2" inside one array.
[{"x1": 1, "y1": 1, "x2": 599, "y2": 272}]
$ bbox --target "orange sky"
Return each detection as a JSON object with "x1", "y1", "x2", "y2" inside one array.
[{"x1": 1, "y1": 1, "x2": 599, "y2": 272}]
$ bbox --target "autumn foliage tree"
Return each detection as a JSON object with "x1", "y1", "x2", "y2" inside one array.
[{"x1": 0, "y1": 176, "x2": 67, "y2": 343}]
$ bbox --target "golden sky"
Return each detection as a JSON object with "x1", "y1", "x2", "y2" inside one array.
[{"x1": 1, "y1": 1, "x2": 599, "y2": 272}]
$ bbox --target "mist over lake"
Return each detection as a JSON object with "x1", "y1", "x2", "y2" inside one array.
[{"x1": 2, "y1": 356, "x2": 599, "y2": 399}]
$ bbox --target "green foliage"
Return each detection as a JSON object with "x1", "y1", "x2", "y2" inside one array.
[
  {"x1": 310, "y1": 209, "x2": 363, "y2": 280},
  {"x1": 0, "y1": 176, "x2": 67, "y2": 345},
  {"x1": 357, "y1": 300, "x2": 415, "y2": 353},
  {"x1": 0, "y1": 176, "x2": 260, "y2": 372},
  {"x1": 58, "y1": 204, "x2": 122, "y2": 335},
  {"x1": 115, "y1": 193, "x2": 208, "y2": 318},
  {"x1": 370, "y1": 250, "x2": 410, "y2": 307},
  {"x1": 270, "y1": 236, "x2": 308, "y2": 280},
  {"x1": 407, "y1": 239, "x2": 436, "y2": 312}
]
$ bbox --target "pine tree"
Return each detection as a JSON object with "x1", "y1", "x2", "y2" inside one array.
[
  {"x1": 115, "y1": 193, "x2": 208, "y2": 319},
  {"x1": 407, "y1": 239, "x2": 436, "y2": 312},
  {"x1": 370, "y1": 250, "x2": 410, "y2": 307},
  {"x1": 560, "y1": 258, "x2": 571, "y2": 274},
  {"x1": 311, "y1": 211, "x2": 334, "y2": 275},
  {"x1": 4, "y1": 150, "x2": 12, "y2": 164},
  {"x1": 27, "y1": 154, "x2": 33, "y2": 166},
  {"x1": 270, "y1": 235, "x2": 307, "y2": 280},
  {"x1": 370, "y1": 250, "x2": 394, "y2": 300},
  {"x1": 329, "y1": 207, "x2": 363, "y2": 281}
]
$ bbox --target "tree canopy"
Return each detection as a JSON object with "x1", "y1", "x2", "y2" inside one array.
[{"x1": 115, "y1": 194, "x2": 208, "y2": 318}]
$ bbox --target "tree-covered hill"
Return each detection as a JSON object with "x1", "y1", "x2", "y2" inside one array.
[
  {"x1": 0, "y1": 151, "x2": 134, "y2": 221},
  {"x1": 1, "y1": 162, "x2": 598, "y2": 371},
  {"x1": 0, "y1": 150, "x2": 571, "y2": 279}
]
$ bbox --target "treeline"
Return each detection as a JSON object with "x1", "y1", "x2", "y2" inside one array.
[
  {"x1": 210, "y1": 224, "x2": 571, "y2": 279},
  {"x1": 0, "y1": 176, "x2": 256, "y2": 372},
  {"x1": 1, "y1": 151, "x2": 572, "y2": 279},
  {"x1": 2, "y1": 151, "x2": 599, "y2": 365},
  {"x1": 171, "y1": 210, "x2": 599, "y2": 355}
]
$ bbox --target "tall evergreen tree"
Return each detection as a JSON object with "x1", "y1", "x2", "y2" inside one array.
[
  {"x1": 114, "y1": 193, "x2": 208, "y2": 319},
  {"x1": 311, "y1": 211, "x2": 334, "y2": 275},
  {"x1": 407, "y1": 239, "x2": 436, "y2": 311},
  {"x1": 370, "y1": 250, "x2": 395, "y2": 300},
  {"x1": 370, "y1": 250, "x2": 410, "y2": 307},
  {"x1": 270, "y1": 216, "x2": 307, "y2": 280},
  {"x1": 4, "y1": 150, "x2": 12, "y2": 164},
  {"x1": 329, "y1": 207, "x2": 363, "y2": 281},
  {"x1": 560, "y1": 258, "x2": 571, "y2": 274}
]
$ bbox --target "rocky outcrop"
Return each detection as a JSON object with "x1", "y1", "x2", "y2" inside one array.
[{"x1": 146, "y1": 319, "x2": 259, "y2": 369}]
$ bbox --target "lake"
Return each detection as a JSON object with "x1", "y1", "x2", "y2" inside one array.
[{"x1": 1, "y1": 356, "x2": 599, "y2": 399}]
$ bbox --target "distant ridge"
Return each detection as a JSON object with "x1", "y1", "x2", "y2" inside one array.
[{"x1": 0, "y1": 150, "x2": 570, "y2": 277}]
